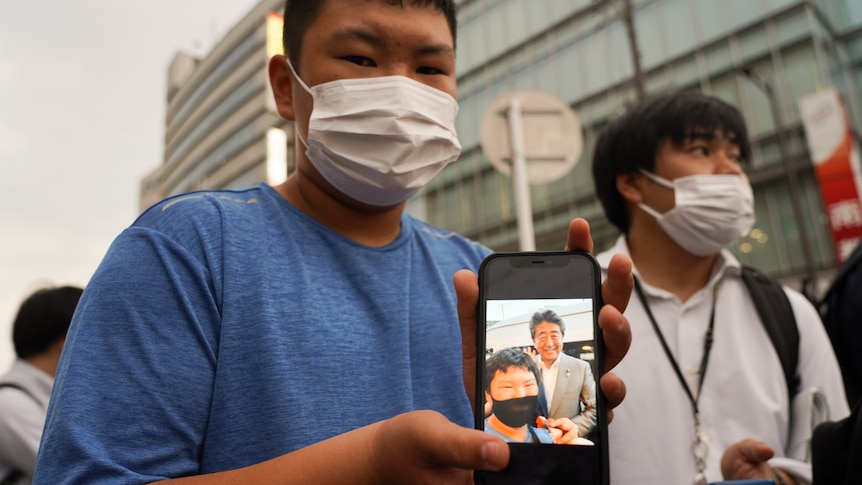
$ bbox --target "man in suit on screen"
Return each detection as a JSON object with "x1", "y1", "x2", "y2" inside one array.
[{"x1": 530, "y1": 309, "x2": 597, "y2": 438}]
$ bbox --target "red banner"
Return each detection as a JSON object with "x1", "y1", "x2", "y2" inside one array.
[{"x1": 800, "y1": 88, "x2": 862, "y2": 264}]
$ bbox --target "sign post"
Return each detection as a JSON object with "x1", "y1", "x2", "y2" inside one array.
[{"x1": 480, "y1": 90, "x2": 583, "y2": 251}]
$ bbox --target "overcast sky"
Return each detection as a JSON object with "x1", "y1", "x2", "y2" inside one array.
[{"x1": 0, "y1": 1, "x2": 262, "y2": 372}]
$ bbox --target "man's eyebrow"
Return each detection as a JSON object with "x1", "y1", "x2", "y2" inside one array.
[
  {"x1": 415, "y1": 43, "x2": 455, "y2": 57},
  {"x1": 330, "y1": 27, "x2": 385, "y2": 48},
  {"x1": 328, "y1": 26, "x2": 454, "y2": 57}
]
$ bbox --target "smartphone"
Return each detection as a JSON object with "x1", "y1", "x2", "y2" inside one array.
[{"x1": 474, "y1": 251, "x2": 608, "y2": 485}]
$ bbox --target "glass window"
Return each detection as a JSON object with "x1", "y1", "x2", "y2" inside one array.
[
  {"x1": 735, "y1": 60, "x2": 778, "y2": 141},
  {"x1": 546, "y1": 0, "x2": 577, "y2": 22},
  {"x1": 667, "y1": 58, "x2": 701, "y2": 91},
  {"x1": 482, "y1": 170, "x2": 501, "y2": 225},
  {"x1": 772, "y1": 8, "x2": 811, "y2": 46},
  {"x1": 524, "y1": 0, "x2": 550, "y2": 34},
  {"x1": 167, "y1": 76, "x2": 262, "y2": 166},
  {"x1": 534, "y1": 56, "x2": 558, "y2": 94},
  {"x1": 692, "y1": 0, "x2": 733, "y2": 45},
  {"x1": 531, "y1": 177, "x2": 551, "y2": 211},
  {"x1": 706, "y1": 72, "x2": 743, "y2": 112},
  {"x1": 511, "y1": 67, "x2": 533, "y2": 91},
  {"x1": 570, "y1": 150, "x2": 594, "y2": 194},
  {"x1": 730, "y1": 0, "x2": 767, "y2": 27},
  {"x1": 502, "y1": 0, "x2": 529, "y2": 46},
  {"x1": 545, "y1": 167, "x2": 575, "y2": 207},
  {"x1": 780, "y1": 44, "x2": 819, "y2": 127},
  {"x1": 170, "y1": 32, "x2": 260, "y2": 128},
  {"x1": 557, "y1": 44, "x2": 585, "y2": 101},
  {"x1": 635, "y1": 1, "x2": 663, "y2": 69},
  {"x1": 443, "y1": 184, "x2": 459, "y2": 230},
  {"x1": 458, "y1": 17, "x2": 487, "y2": 75},
  {"x1": 738, "y1": 26, "x2": 771, "y2": 62},
  {"x1": 469, "y1": 167, "x2": 486, "y2": 233},
  {"x1": 661, "y1": 0, "x2": 696, "y2": 60},
  {"x1": 845, "y1": 0, "x2": 862, "y2": 27},
  {"x1": 703, "y1": 41, "x2": 734, "y2": 78},
  {"x1": 456, "y1": 95, "x2": 480, "y2": 151},
  {"x1": 580, "y1": 32, "x2": 612, "y2": 96},
  {"x1": 496, "y1": 171, "x2": 514, "y2": 223},
  {"x1": 800, "y1": 172, "x2": 833, "y2": 268},
  {"x1": 485, "y1": 6, "x2": 508, "y2": 60},
  {"x1": 759, "y1": 176, "x2": 823, "y2": 275},
  {"x1": 820, "y1": 0, "x2": 854, "y2": 29}
]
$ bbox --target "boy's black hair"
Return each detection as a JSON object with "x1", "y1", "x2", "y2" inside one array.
[
  {"x1": 592, "y1": 91, "x2": 751, "y2": 233},
  {"x1": 283, "y1": 0, "x2": 457, "y2": 67},
  {"x1": 484, "y1": 347, "x2": 540, "y2": 393},
  {"x1": 13, "y1": 285, "x2": 83, "y2": 358}
]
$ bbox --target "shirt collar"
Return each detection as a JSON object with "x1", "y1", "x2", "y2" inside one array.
[{"x1": 597, "y1": 234, "x2": 743, "y2": 296}]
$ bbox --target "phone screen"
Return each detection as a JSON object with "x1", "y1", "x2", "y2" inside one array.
[{"x1": 475, "y1": 251, "x2": 608, "y2": 485}]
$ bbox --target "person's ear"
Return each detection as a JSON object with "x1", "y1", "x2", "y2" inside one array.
[
  {"x1": 616, "y1": 171, "x2": 646, "y2": 205},
  {"x1": 268, "y1": 54, "x2": 296, "y2": 121},
  {"x1": 53, "y1": 336, "x2": 66, "y2": 352}
]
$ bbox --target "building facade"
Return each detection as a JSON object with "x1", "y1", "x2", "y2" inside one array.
[
  {"x1": 140, "y1": 0, "x2": 290, "y2": 212},
  {"x1": 436, "y1": 0, "x2": 862, "y2": 292},
  {"x1": 143, "y1": 0, "x2": 862, "y2": 294}
]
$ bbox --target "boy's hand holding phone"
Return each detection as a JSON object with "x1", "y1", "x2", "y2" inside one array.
[{"x1": 474, "y1": 251, "x2": 609, "y2": 484}]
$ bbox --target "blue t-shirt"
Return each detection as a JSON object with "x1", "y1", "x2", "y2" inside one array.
[{"x1": 34, "y1": 184, "x2": 490, "y2": 484}]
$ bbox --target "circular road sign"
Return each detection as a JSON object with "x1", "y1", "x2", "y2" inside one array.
[{"x1": 479, "y1": 90, "x2": 583, "y2": 185}]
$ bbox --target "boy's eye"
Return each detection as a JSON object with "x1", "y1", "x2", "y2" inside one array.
[
  {"x1": 343, "y1": 56, "x2": 375, "y2": 67},
  {"x1": 417, "y1": 66, "x2": 444, "y2": 75}
]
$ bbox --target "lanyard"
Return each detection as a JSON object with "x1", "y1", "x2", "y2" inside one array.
[{"x1": 633, "y1": 276, "x2": 719, "y2": 485}]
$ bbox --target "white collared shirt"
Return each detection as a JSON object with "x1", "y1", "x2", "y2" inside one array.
[
  {"x1": 0, "y1": 359, "x2": 53, "y2": 485},
  {"x1": 537, "y1": 353, "x2": 561, "y2": 408},
  {"x1": 596, "y1": 235, "x2": 849, "y2": 485}
]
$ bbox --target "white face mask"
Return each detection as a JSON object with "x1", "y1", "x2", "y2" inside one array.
[
  {"x1": 286, "y1": 59, "x2": 462, "y2": 207},
  {"x1": 637, "y1": 170, "x2": 755, "y2": 257}
]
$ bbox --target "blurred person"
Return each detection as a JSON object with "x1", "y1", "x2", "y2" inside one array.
[
  {"x1": 529, "y1": 309, "x2": 597, "y2": 437},
  {"x1": 591, "y1": 91, "x2": 848, "y2": 484},
  {"x1": 0, "y1": 285, "x2": 83, "y2": 485},
  {"x1": 33, "y1": 1, "x2": 634, "y2": 484},
  {"x1": 816, "y1": 240, "x2": 862, "y2": 408}
]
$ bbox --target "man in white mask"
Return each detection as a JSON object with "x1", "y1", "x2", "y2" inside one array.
[
  {"x1": 591, "y1": 92, "x2": 849, "y2": 485},
  {"x1": 34, "y1": 1, "x2": 636, "y2": 484}
]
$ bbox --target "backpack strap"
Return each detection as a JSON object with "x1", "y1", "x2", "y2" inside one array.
[
  {"x1": 0, "y1": 469, "x2": 23, "y2": 485},
  {"x1": 0, "y1": 382, "x2": 39, "y2": 406},
  {"x1": 740, "y1": 266, "x2": 801, "y2": 399}
]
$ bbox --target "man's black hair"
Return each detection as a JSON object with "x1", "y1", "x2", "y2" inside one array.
[
  {"x1": 282, "y1": 0, "x2": 457, "y2": 67},
  {"x1": 592, "y1": 91, "x2": 751, "y2": 233},
  {"x1": 484, "y1": 347, "x2": 540, "y2": 392},
  {"x1": 529, "y1": 309, "x2": 565, "y2": 339},
  {"x1": 12, "y1": 286, "x2": 83, "y2": 359}
]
